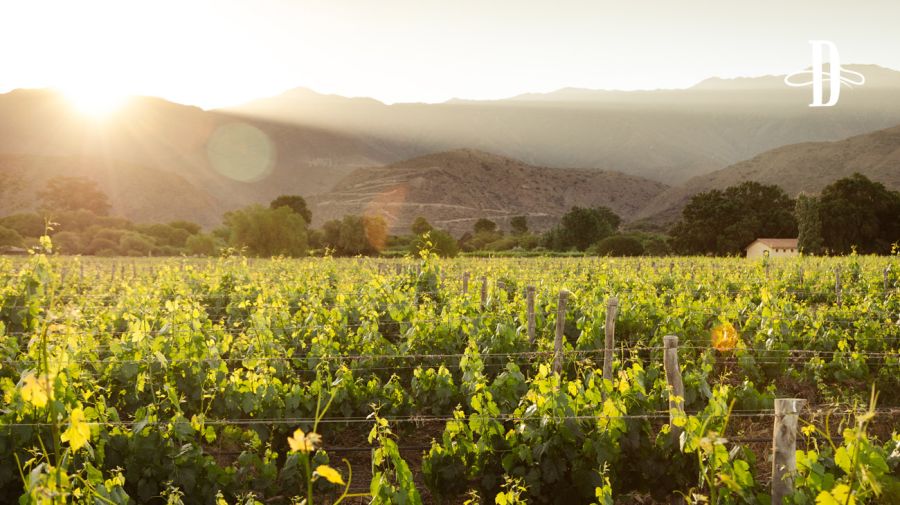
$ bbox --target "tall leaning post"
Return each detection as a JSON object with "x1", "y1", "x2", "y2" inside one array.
[
  {"x1": 602, "y1": 296, "x2": 618, "y2": 384},
  {"x1": 663, "y1": 335, "x2": 685, "y2": 443},
  {"x1": 526, "y1": 286, "x2": 536, "y2": 346},
  {"x1": 553, "y1": 290, "x2": 570, "y2": 374},
  {"x1": 885, "y1": 266, "x2": 892, "y2": 296},
  {"x1": 772, "y1": 398, "x2": 806, "y2": 505},
  {"x1": 480, "y1": 276, "x2": 488, "y2": 309},
  {"x1": 462, "y1": 272, "x2": 470, "y2": 295},
  {"x1": 835, "y1": 268, "x2": 842, "y2": 306}
]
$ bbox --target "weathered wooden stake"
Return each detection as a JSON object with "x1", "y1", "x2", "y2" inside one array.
[
  {"x1": 79, "y1": 261, "x2": 84, "y2": 284},
  {"x1": 885, "y1": 266, "x2": 892, "y2": 295},
  {"x1": 663, "y1": 335, "x2": 685, "y2": 442},
  {"x1": 553, "y1": 290, "x2": 569, "y2": 374},
  {"x1": 602, "y1": 296, "x2": 618, "y2": 383},
  {"x1": 772, "y1": 398, "x2": 806, "y2": 505},
  {"x1": 526, "y1": 286, "x2": 536, "y2": 346},
  {"x1": 462, "y1": 272, "x2": 470, "y2": 294},
  {"x1": 835, "y1": 268, "x2": 842, "y2": 305},
  {"x1": 480, "y1": 276, "x2": 488, "y2": 309},
  {"x1": 111, "y1": 263, "x2": 116, "y2": 282}
]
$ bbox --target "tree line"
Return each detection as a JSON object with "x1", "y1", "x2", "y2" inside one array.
[
  {"x1": 1, "y1": 173, "x2": 896, "y2": 257},
  {"x1": 669, "y1": 174, "x2": 900, "y2": 255}
]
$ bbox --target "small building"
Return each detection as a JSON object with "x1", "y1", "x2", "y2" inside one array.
[
  {"x1": 0, "y1": 246, "x2": 28, "y2": 255},
  {"x1": 744, "y1": 238, "x2": 799, "y2": 259}
]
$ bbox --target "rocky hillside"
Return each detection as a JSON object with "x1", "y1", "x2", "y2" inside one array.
[{"x1": 310, "y1": 149, "x2": 668, "y2": 235}]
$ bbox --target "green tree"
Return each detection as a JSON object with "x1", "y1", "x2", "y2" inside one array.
[
  {"x1": 670, "y1": 182, "x2": 797, "y2": 255},
  {"x1": 136, "y1": 223, "x2": 191, "y2": 248},
  {"x1": 0, "y1": 225, "x2": 24, "y2": 247},
  {"x1": 795, "y1": 194, "x2": 823, "y2": 255},
  {"x1": 546, "y1": 206, "x2": 619, "y2": 251},
  {"x1": 186, "y1": 234, "x2": 220, "y2": 256},
  {"x1": 412, "y1": 230, "x2": 459, "y2": 257},
  {"x1": 168, "y1": 220, "x2": 202, "y2": 235},
  {"x1": 119, "y1": 232, "x2": 156, "y2": 256},
  {"x1": 270, "y1": 195, "x2": 312, "y2": 224},
  {"x1": 51, "y1": 231, "x2": 84, "y2": 254},
  {"x1": 321, "y1": 220, "x2": 342, "y2": 252},
  {"x1": 223, "y1": 205, "x2": 308, "y2": 257},
  {"x1": 411, "y1": 216, "x2": 433, "y2": 235},
  {"x1": 591, "y1": 235, "x2": 644, "y2": 256},
  {"x1": 473, "y1": 218, "x2": 497, "y2": 234},
  {"x1": 321, "y1": 215, "x2": 388, "y2": 255},
  {"x1": 510, "y1": 216, "x2": 528, "y2": 235},
  {"x1": 0, "y1": 213, "x2": 44, "y2": 238},
  {"x1": 818, "y1": 173, "x2": 900, "y2": 254},
  {"x1": 39, "y1": 176, "x2": 111, "y2": 216}
]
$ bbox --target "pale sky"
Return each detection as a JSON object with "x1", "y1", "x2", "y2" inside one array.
[{"x1": 2, "y1": 0, "x2": 899, "y2": 108}]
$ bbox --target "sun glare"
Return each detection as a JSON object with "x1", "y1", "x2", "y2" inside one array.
[{"x1": 61, "y1": 85, "x2": 129, "y2": 118}]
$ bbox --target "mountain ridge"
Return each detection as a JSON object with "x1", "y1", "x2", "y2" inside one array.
[
  {"x1": 634, "y1": 123, "x2": 900, "y2": 226},
  {"x1": 309, "y1": 148, "x2": 669, "y2": 235}
]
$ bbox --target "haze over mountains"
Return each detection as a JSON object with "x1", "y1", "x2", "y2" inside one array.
[
  {"x1": 1, "y1": 64, "x2": 900, "y2": 232},
  {"x1": 226, "y1": 64, "x2": 900, "y2": 185}
]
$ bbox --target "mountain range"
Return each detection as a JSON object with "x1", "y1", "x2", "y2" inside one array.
[{"x1": 1, "y1": 64, "x2": 899, "y2": 233}]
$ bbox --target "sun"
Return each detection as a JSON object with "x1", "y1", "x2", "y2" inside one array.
[{"x1": 60, "y1": 84, "x2": 130, "y2": 118}]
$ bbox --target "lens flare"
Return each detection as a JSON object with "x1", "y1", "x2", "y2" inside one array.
[
  {"x1": 206, "y1": 122, "x2": 275, "y2": 182},
  {"x1": 711, "y1": 322, "x2": 739, "y2": 352}
]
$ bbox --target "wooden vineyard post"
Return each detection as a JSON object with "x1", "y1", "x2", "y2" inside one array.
[
  {"x1": 111, "y1": 263, "x2": 116, "y2": 283},
  {"x1": 553, "y1": 290, "x2": 569, "y2": 374},
  {"x1": 462, "y1": 272, "x2": 470, "y2": 295},
  {"x1": 835, "y1": 268, "x2": 842, "y2": 305},
  {"x1": 772, "y1": 398, "x2": 806, "y2": 505},
  {"x1": 79, "y1": 261, "x2": 84, "y2": 285},
  {"x1": 602, "y1": 296, "x2": 618, "y2": 384},
  {"x1": 132, "y1": 262, "x2": 137, "y2": 280},
  {"x1": 526, "y1": 286, "x2": 536, "y2": 346},
  {"x1": 480, "y1": 276, "x2": 488, "y2": 309},
  {"x1": 663, "y1": 335, "x2": 685, "y2": 442},
  {"x1": 885, "y1": 266, "x2": 892, "y2": 295}
]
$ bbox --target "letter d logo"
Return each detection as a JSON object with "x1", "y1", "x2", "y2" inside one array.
[{"x1": 785, "y1": 40, "x2": 865, "y2": 107}]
